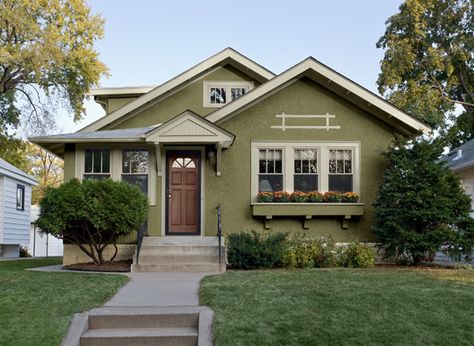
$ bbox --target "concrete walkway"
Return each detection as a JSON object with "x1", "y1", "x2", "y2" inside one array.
[
  {"x1": 105, "y1": 272, "x2": 217, "y2": 307},
  {"x1": 29, "y1": 264, "x2": 219, "y2": 306}
]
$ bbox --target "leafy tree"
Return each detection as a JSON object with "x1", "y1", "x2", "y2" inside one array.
[
  {"x1": 373, "y1": 138, "x2": 474, "y2": 265},
  {"x1": 377, "y1": 0, "x2": 473, "y2": 148},
  {"x1": 36, "y1": 179, "x2": 148, "y2": 265},
  {"x1": 0, "y1": 0, "x2": 108, "y2": 138},
  {"x1": 23, "y1": 143, "x2": 63, "y2": 204}
]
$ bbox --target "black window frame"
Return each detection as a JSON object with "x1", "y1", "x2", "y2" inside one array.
[{"x1": 16, "y1": 184, "x2": 25, "y2": 211}]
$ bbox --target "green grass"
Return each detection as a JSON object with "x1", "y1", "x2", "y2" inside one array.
[
  {"x1": 200, "y1": 268, "x2": 474, "y2": 346},
  {"x1": 0, "y1": 258, "x2": 128, "y2": 346}
]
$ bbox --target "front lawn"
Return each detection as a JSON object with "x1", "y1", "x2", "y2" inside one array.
[
  {"x1": 0, "y1": 258, "x2": 128, "y2": 346},
  {"x1": 200, "y1": 268, "x2": 474, "y2": 345}
]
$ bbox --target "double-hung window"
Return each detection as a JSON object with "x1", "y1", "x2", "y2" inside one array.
[
  {"x1": 204, "y1": 81, "x2": 253, "y2": 107},
  {"x1": 328, "y1": 149, "x2": 353, "y2": 192},
  {"x1": 258, "y1": 149, "x2": 283, "y2": 192},
  {"x1": 252, "y1": 142, "x2": 359, "y2": 199},
  {"x1": 122, "y1": 150, "x2": 149, "y2": 195},
  {"x1": 294, "y1": 149, "x2": 318, "y2": 192},
  {"x1": 83, "y1": 149, "x2": 110, "y2": 180}
]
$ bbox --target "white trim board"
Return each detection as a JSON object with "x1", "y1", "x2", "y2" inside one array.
[
  {"x1": 206, "y1": 58, "x2": 431, "y2": 135},
  {"x1": 81, "y1": 48, "x2": 275, "y2": 132}
]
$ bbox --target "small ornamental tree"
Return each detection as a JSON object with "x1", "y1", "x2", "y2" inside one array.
[
  {"x1": 373, "y1": 138, "x2": 474, "y2": 265},
  {"x1": 36, "y1": 178, "x2": 148, "y2": 265}
]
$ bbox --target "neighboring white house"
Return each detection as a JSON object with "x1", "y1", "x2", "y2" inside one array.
[
  {"x1": 438, "y1": 139, "x2": 474, "y2": 265},
  {"x1": 0, "y1": 158, "x2": 37, "y2": 257},
  {"x1": 29, "y1": 205, "x2": 63, "y2": 257},
  {"x1": 441, "y1": 139, "x2": 474, "y2": 217}
]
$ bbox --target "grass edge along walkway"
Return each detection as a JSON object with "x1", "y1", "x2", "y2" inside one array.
[
  {"x1": 0, "y1": 257, "x2": 128, "y2": 346},
  {"x1": 200, "y1": 268, "x2": 474, "y2": 346}
]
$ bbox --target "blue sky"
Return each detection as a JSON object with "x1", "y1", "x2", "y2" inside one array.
[{"x1": 64, "y1": 0, "x2": 403, "y2": 132}]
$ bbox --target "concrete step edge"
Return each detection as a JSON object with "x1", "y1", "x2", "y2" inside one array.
[{"x1": 81, "y1": 327, "x2": 198, "y2": 338}]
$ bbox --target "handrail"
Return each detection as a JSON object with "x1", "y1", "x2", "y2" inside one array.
[
  {"x1": 136, "y1": 221, "x2": 147, "y2": 263},
  {"x1": 216, "y1": 204, "x2": 222, "y2": 264}
]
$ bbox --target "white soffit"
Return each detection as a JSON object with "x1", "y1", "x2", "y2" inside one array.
[
  {"x1": 80, "y1": 48, "x2": 275, "y2": 132},
  {"x1": 206, "y1": 58, "x2": 431, "y2": 135}
]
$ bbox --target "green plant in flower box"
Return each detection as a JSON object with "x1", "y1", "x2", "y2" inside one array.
[
  {"x1": 342, "y1": 192, "x2": 359, "y2": 203},
  {"x1": 273, "y1": 191, "x2": 291, "y2": 202},
  {"x1": 307, "y1": 191, "x2": 323, "y2": 202},
  {"x1": 323, "y1": 191, "x2": 343, "y2": 202},
  {"x1": 290, "y1": 191, "x2": 308, "y2": 202},
  {"x1": 257, "y1": 192, "x2": 274, "y2": 202}
]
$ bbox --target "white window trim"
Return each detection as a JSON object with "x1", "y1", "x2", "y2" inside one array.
[
  {"x1": 251, "y1": 141, "x2": 360, "y2": 202},
  {"x1": 203, "y1": 80, "x2": 254, "y2": 108},
  {"x1": 75, "y1": 146, "x2": 156, "y2": 206}
]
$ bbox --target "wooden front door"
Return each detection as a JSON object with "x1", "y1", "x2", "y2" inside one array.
[{"x1": 166, "y1": 151, "x2": 201, "y2": 235}]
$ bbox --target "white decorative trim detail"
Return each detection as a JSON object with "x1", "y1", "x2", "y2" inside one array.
[{"x1": 271, "y1": 113, "x2": 341, "y2": 131}]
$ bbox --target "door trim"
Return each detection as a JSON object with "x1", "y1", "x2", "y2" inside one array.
[{"x1": 162, "y1": 147, "x2": 205, "y2": 236}]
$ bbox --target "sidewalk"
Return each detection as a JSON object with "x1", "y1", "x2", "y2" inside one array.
[{"x1": 105, "y1": 272, "x2": 216, "y2": 307}]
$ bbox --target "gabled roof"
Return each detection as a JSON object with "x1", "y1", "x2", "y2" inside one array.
[
  {"x1": 146, "y1": 110, "x2": 235, "y2": 147},
  {"x1": 0, "y1": 158, "x2": 37, "y2": 186},
  {"x1": 81, "y1": 48, "x2": 275, "y2": 132},
  {"x1": 441, "y1": 139, "x2": 474, "y2": 172},
  {"x1": 206, "y1": 57, "x2": 431, "y2": 135}
]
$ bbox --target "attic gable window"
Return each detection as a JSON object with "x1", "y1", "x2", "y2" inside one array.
[{"x1": 204, "y1": 81, "x2": 253, "y2": 108}]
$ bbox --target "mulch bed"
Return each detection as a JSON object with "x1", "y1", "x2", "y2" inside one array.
[{"x1": 63, "y1": 259, "x2": 132, "y2": 272}]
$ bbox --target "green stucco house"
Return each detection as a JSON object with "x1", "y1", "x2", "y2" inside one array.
[{"x1": 31, "y1": 48, "x2": 430, "y2": 270}]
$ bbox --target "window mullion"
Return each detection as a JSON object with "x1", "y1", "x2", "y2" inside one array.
[
  {"x1": 286, "y1": 146, "x2": 293, "y2": 192},
  {"x1": 320, "y1": 147, "x2": 329, "y2": 192}
]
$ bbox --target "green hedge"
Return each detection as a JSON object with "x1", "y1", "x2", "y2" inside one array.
[{"x1": 226, "y1": 231, "x2": 375, "y2": 269}]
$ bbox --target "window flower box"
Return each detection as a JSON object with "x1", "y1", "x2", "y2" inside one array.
[{"x1": 251, "y1": 200, "x2": 364, "y2": 230}]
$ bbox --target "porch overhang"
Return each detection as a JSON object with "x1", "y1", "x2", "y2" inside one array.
[
  {"x1": 145, "y1": 110, "x2": 235, "y2": 148},
  {"x1": 145, "y1": 110, "x2": 235, "y2": 177}
]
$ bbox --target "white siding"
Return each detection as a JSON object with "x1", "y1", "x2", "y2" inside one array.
[
  {"x1": 0, "y1": 176, "x2": 4, "y2": 242},
  {"x1": 29, "y1": 205, "x2": 63, "y2": 257},
  {"x1": 2, "y1": 176, "x2": 31, "y2": 245}
]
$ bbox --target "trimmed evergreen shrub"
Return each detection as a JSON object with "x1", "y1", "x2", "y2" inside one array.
[
  {"x1": 36, "y1": 178, "x2": 148, "y2": 264},
  {"x1": 226, "y1": 231, "x2": 288, "y2": 269},
  {"x1": 338, "y1": 242, "x2": 375, "y2": 268},
  {"x1": 373, "y1": 138, "x2": 474, "y2": 265}
]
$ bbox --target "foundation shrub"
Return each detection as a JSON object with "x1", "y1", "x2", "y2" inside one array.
[
  {"x1": 338, "y1": 241, "x2": 375, "y2": 268},
  {"x1": 226, "y1": 231, "x2": 288, "y2": 269},
  {"x1": 283, "y1": 234, "x2": 337, "y2": 268}
]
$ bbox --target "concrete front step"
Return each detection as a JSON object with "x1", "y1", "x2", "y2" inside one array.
[
  {"x1": 80, "y1": 327, "x2": 198, "y2": 346},
  {"x1": 88, "y1": 307, "x2": 199, "y2": 329},
  {"x1": 142, "y1": 236, "x2": 225, "y2": 246},
  {"x1": 138, "y1": 254, "x2": 220, "y2": 264},
  {"x1": 131, "y1": 262, "x2": 225, "y2": 273},
  {"x1": 139, "y1": 245, "x2": 224, "y2": 256}
]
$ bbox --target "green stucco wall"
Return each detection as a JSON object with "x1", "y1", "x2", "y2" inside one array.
[
  {"x1": 62, "y1": 75, "x2": 397, "y2": 243},
  {"x1": 110, "y1": 65, "x2": 261, "y2": 129},
  {"x1": 107, "y1": 97, "x2": 137, "y2": 113},
  {"x1": 202, "y1": 78, "x2": 395, "y2": 241}
]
